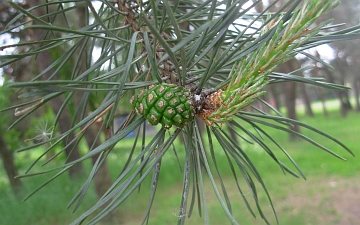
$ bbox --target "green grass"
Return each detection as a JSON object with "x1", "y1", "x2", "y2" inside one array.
[
  {"x1": 112, "y1": 110, "x2": 360, "y2": 225},
  {"x1": 107, "y1": 109, "x2": 360, "y2": 225},
  {"x1": 0, "y1": 170, "x2": 98, "y2": 225},
  {"x1": 0, "y1": 106, "x2": 359, "y2": 225}
]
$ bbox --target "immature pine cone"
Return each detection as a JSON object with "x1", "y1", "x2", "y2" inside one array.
[{"x1": 131, "y1": 83, "x2": 195, "y2": 129}]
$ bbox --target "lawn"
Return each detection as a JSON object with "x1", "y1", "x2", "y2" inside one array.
[
  {"x1": 0, "y1": 106, "x2": 359, "y2": 225},
  {"x1": 115, "y1": 110, "x2": 360, "y2": 225}
]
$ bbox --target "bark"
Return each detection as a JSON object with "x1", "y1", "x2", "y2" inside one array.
[
  {"x1": 74, "y1": 2, "x2": 114, "y2": 202},
  {"x1": 269, "y1": 84, "x2": 282, "y2": 111},
  {"x1": 312, "y1": 54, "x2": 328, "y2": 116},
  {"x1": 84, "y1": 125, "x2": 112, "y2": 199},
  {"x1": 252, "y1": 0, "x2": 264, "y2": 13},
  {"x1": 75, "y1": 2, "x2": 88, "y2": 74},
  {"x1": 0, "y1": 131, "x2": 22, "y2": 194},
  {"x1": 320, "y1": 65, "x2": 349, "y2": 117},
  {"x1": 353, "y1": 77, "x2": 360, "y2": 111},
  {"x1": 284, "y1": 81, "x2": 300, "y2": 140},
  {"x1": 278, "y1": 59, "x2": 300, "y2": 140},
  {"x1": 82, "y1": 122, "x2": 117, "y2": 223},
  {"x1": 28, "y1": 0, "x2": 84, "y2": 178},
  {"x1": 332, "y1": 58, "x2": 353, "y2": 117},
  {"x1": 228, "y1": 126, "x2": 239, "y2": 145},
  {"x1": 338, "y1": 76, "x2": 353, "y2": 117},
  {"x1": 36, "y1": 44, "x2": 85, "y2": 178},
  {"x1": 317, "y1": 87, "x2": 328, "y2": 117},
  {"x1": 299, "y1": 82, "x2": 314, "y2": 117}
]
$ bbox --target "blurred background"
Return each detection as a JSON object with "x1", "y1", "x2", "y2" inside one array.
[{"x1": 1, "y1": 0, "x2": 360, "y2": 224}]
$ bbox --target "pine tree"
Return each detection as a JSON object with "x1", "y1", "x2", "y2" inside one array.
[{"x1": 1, "y1": 0, "x2": 359, "y2": 224}]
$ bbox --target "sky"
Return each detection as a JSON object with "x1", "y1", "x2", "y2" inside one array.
[{"x1": 0, "y1": 33, "x2": 18, "y2": 86}]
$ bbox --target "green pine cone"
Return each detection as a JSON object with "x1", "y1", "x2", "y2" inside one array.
[{"x1": 131, "y1": 83, "x2": 195, "y2": 129}]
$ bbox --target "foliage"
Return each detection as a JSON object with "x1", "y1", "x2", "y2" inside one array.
[
  {"x1": 203, "y1": 1, "x2": 341, "y2": 124},
  {"x1": 0, "y1": 0, "x2": 359, "y2": 224},
  {"x1": 0, "y1": 81, "x2": 22, "y2": 151}
]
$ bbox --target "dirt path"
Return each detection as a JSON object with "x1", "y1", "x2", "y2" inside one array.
[{"x1": 276, "y1": 176, "x2": 360, "y2": 225}]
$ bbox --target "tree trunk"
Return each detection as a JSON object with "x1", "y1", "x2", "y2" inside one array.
[
  {"x1": 278, "y1": 59, "x2": 301, "y2": 140},
  {"x1": 317, "y1": 87, "x2": 328, "y2": 117},
  {"x1": 35, "y1": 45, "x2": 85, "y2": 178},
  {"x1": 269, "y1": 84, "x2": 282, "y2": 111},
  {"x1": 338, "y1": 76, "x2": 353, "y2": 117},
  {"x1": 228, "y1": 125, "x2": 239, "y2": 145},
  {"x1": 84, "y1": 125, "x2": 112, "y2": 199},
  {"x1": 284, "y1": 81, "x2": 300, "y2": 140},
  {"x1": 252, "y1": 0, "x2": 264, "y2": 12},
  {"x1": 353, "y1": 76, "x2": 360, "y2": 111},
  {"x1": 28, "y1": 0, "x2": 84, "y2": 178},
  {"x1": 312, "y1": 53, "x2": 327, "y2": 116},
  {"x1": 331, "y1": 57, "x2": 353, "y2": 117},
  {"x1": 300, "y1": 82, "x2": 314, "y2": 117},
  {"x1": 0, "y1": 132, "x2": 22, "y2": 194},
  {"x1": 82, "y1": 123, "x2": 117, "y2": 223},
  {"x1": 74, "y1": 1, "x2": 114, "y2": 202}
]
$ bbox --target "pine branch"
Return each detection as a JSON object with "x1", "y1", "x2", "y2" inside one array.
[
  {"x1": 1, "y1": 1, "x2": 357, "y2": 225},
  {"x1": 202, "y1": 0, "x2": 339, "y2": 125}
]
